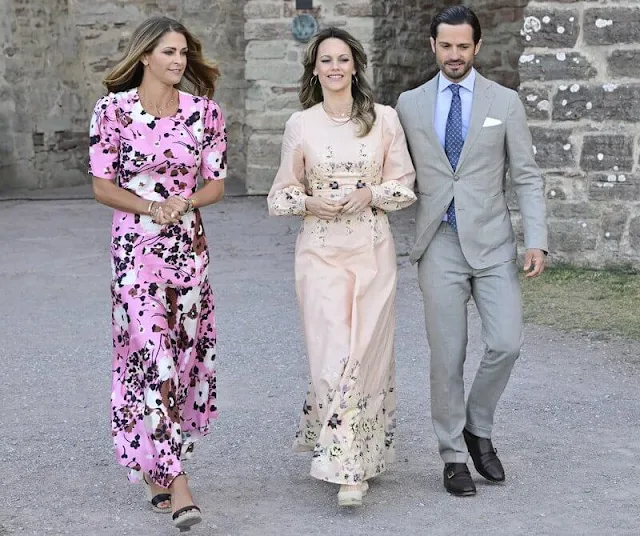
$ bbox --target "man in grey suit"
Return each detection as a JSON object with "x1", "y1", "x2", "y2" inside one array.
[{"x1": 396, "y1": 5, "x2": 548, "y2": 496}]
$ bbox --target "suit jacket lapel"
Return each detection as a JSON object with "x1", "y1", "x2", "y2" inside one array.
[
  {"x1": 457, "y1": 73, "x2": 494, "y2": 171},
  {"x1": 417, "y1": 77, "x2": 453, "y2": 172}
]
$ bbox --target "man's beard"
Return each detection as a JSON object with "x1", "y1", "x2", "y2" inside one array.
[{"x1": 442, "y1": 61, "x2": 472, "y2": 80}]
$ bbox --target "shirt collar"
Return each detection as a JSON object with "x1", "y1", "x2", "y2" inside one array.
[{"x1": 437, "y1": 68, "x2": 476, "y2": 94}]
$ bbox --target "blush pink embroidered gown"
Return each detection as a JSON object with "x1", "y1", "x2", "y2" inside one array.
[
  {"x1": 268, "y1": 103, "x2": 416, "y2": 484},
  {"x1": 89, "y1": 88, "x2": 226, "y2": 487}
]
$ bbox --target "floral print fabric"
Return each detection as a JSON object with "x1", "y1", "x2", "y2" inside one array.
[
  {"x1": 268, "y1": 104, "x2": 416, "y2": 484},
  {"x1": 89, "y1": 88, "x2": 226, "y2": 487},
  {"x1": 89, "y1": 88, "x2": 226, "y2": 287},
  {"x1": 110, "y1": 280, "x2": 217, "y2": 487}
]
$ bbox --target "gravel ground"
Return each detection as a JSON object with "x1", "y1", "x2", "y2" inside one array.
[{"x1": 1, "y1": 196, "x2": 639, "y2": 535}]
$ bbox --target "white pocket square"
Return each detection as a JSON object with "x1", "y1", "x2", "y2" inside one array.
[{"x1": 482, "y1": 117, "x2": 502, "y2": 127}]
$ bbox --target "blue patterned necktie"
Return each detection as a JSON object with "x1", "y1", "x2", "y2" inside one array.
[{"x1": 444, "y1": 84, "x2": 462, "y2": 232}]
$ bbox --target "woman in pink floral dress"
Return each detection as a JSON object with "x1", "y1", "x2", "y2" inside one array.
[
  {"x1": 268, "y1": 28, "x2": 416, "y2": 507},
  {"x1": 89, "y1": 17, "x2": 226, "y2": 531}
]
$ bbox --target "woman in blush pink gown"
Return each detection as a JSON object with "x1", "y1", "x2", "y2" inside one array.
[
  {"x1": 268, "y1": 27, "x2": 416, "y2": 507},
  {"x1": 89, "y1": 16, "x2": 226, "y2": 531}
]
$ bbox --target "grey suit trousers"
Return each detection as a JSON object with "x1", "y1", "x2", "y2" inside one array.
[{"x1": 418, "y1": 222, "x2": 523, "y2": 463}]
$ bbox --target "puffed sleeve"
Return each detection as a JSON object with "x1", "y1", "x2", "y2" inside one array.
[
  {"x1": 200, "y1": 98, "x2": 227, "y2": 180},
  {"x1": 267, "y1": 112, "x2": 308, "y2": 216},
  {"x1": 88, "y1": 94, "x2": 120, "y2": 180},
  {"x1": 368, "y1": 106, "x2": 417, "y2": 212}
]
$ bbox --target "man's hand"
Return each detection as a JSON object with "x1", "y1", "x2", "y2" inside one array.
[
  {"x1": 304, "y1": 197, "x2": 343, "y2": 219},
  {"x1": 523, "y1": 248, "x2": 546, "y2": 278},
  {"x1": 340, "y1": 187, "x2": 372, "y2": 214}
]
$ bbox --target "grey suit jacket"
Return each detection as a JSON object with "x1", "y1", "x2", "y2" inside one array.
[{"x1": 396, "y1": 72, "x2": 548, "y2": 268}]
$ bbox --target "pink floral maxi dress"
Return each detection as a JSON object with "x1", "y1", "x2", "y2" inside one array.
[
  {"x1": 268, "y1": 104, "x2": 416, "y2": 484},
  {"x1": 88, "y1": 88, "x2": 227, "y2": 487}
]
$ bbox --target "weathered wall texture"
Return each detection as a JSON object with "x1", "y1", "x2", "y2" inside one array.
[
  {"x1": 1, "y1": 0, "x2": 87, "y2": 190},
  {"x1": 520, "y1": 0, "x2": 640, "y2": 266},
  {"x1": 243, "y1": 0, "x2": 374, "y2": 193},
  {"x1": 0, "y1": 0, "x2": 246, "y2": 192},
  {"x1": 372, "y1": 0, "x2": 530, "y2": 104},
  {"x1": 0, "y1": 0, "x2": 18, "y2": 189}
]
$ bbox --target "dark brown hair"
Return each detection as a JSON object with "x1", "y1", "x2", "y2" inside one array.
[{"x1": 299, "y1": 27, "x2": 376, "y2": 137}]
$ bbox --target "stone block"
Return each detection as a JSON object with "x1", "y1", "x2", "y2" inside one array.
[
  {"x1": 607, "y1": 49, "x2": 640, "y2": 78},
  {"x1": 601, "y1": 206, "x2": 629, "y2": 242},
  {"x1": 269, "y1": 90, "x2": 302, "y2": 111},
  {"x1": 246, "y1": 96, "x2": 265, "y2": 112},
  {"x1": 552, "y1": 84, "x2": 640, "y2": 122},
  {"x1": 545, "y1": 171, "x2": 589, "y2": 203},
  {"x1": 245, "y1": 60, "x2": 302, "y2": 84},
  {"x1": 521, "y1": 9, "x2": 580, "y2": 48},
  {"x1": 323, "y1": 18, "x2": 374, "y2": 44},
  {"x1": 519, "y1": 85, "x2": 551, "y2": 120},
  {"x1": 581, "y1": 136, "x2": 634, "y2": 173},
  {"x1": 629, "y1": 216, "x2": 640, "y2": 252},
  {"x1": 589, "y1": 173, "x2": 640, "y2": 201},
  {"x1": 519, "y1": 52, "x2": 596, "y2": 82},
  {"x1": 545, "y1": 183, "x2": 567, "y2": 201},
  {"x1": 245, "y1": 20, "x2": 291, "y2": 41},
  {"x1": 481, "y1": 6, "x2": 528, "y2": 27},
  {"x1": 73, "y1": 4, "x2": 140, "y2": 27},
  {"x1": 246, "y1": 164, "x2": 278, "y2": 195},
  {"x1": 247, "y1": 133, "x2": 283, "y2": 169},
  {"x1": 476, "y1": 45, "x2": 504, "y2": 74},
  {"x1": 549, "y1": 220, "x2": 598, "y2": 253},
  {"x1": 548, "y1": 202, "x2": 600, "y2": 220},
  {"x1": 335, "y1": 2, "x2": 373, "y2": 17},
  {"x1": 530, "y1": 127, "x2": 575, "y2": 168},
  {"x1": 584, "y1": 8, "x2": 640, "y2": 45},
  {"x1": 245, "y1": 110, "x2": 293, "y2": 132},
  {"x1": 244, "y1": 1, "x2": 283, "y2": 19},
  {"x1": 245, "y1": 40, "x2": 288, "y2": 60}
]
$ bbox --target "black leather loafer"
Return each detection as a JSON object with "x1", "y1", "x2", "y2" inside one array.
[
  {"x1": 443, "y1": 462, "x2": 476, "y2": 496},
  {"x1": 463, "y1": 428, "x2": 505, "y2": 482}
]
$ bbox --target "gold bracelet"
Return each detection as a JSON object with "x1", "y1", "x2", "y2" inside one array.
[
  {"x1": 149, "y1": 201, "x2": 160, "y2": 219},
  {"x1": 179, "y1": 196, "x2": 195, "y2": 213}
]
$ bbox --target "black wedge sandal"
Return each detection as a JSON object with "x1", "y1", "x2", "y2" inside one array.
[
  {"x1": 172, "y1": 505, "x2": 202, "y2": 532},
  {"x1": 143, "y1": 475, "x2": 172, "y2": 513}
]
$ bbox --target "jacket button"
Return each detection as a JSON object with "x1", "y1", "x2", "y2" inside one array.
[{"x1": 453, "y1": 175, "x2": 460, "y2": 181}]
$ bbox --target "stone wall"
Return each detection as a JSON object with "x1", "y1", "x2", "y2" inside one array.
[
  {"x1": 372, "y1": 0, "x2": 530, "y2": 105},
  {"x1": 243, "y1": 0, "x2": 375, "y2": 193},
  {"x1": 0, "y1": 0, "x2": 246, "y2": 192},
  {"x1": 520, "y1": 0, "x2": 640, "y2": 267},
  {"x1": 0, "y1": 0, "x2": 18, "y2": 189},
  {"x1": 1, "y1": 0, "x2": 86, "y2": 190}
]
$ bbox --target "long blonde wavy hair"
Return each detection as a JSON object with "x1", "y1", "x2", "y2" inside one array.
[
  {"x1": 103, "y1": 16, "x2": 220, "y2": 98},
  {"x1": 299, "y1": 27, "x2": 376, "y2": 137}
]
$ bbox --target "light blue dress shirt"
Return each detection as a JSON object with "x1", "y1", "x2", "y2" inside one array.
[
  {"x1": 433, "y1": 68, "x2": 476, "y2": 150},
  {"x1": 434, "y1": 68, "x2": 476, "y2": 222}
]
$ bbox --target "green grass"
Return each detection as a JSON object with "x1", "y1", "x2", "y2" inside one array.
[{"x1": 521, "y1": 265, "x2": 640, "y2": 340}]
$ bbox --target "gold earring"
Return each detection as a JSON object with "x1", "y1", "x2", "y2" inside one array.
[{"x1": 311, "y1": 75, "x2": 318, "y2": 86}]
